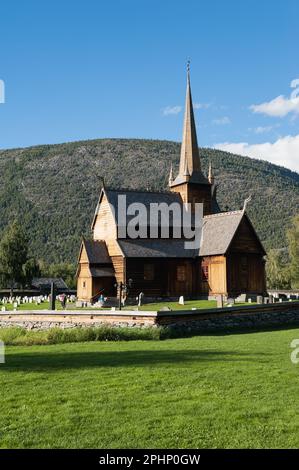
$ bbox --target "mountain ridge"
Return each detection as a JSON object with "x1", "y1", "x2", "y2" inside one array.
[{"x1": 0, "y1": 138, "x2": 298, "y2": 263}]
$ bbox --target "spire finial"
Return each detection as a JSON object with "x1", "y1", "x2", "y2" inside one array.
[
  {"x1": 187, "y1": 59, "x2": 190, "y2": 73},
  {"x1": 242, "y1": 195, "x2": 252, "y2": 213}
]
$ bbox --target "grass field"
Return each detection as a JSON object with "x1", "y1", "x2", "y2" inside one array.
[
  {"x1": 0, "y1": 299, "x2": 255, "y2": 311},
  {"x1": 130, "y1": 300, "x2": 256, "y2": 311},
  {"x1": 1, "y1": 327, "x2": 299, "y2": 448}
]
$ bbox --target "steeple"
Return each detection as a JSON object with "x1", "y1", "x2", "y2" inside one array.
[{"x1": 170, "y1": 62, "x2": 209, "y2": 187}]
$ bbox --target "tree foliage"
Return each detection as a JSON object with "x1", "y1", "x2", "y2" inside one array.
[
  {"x1": 266, "y1": 249, "x2": 291, "y2": 289},
  {"x1": 287, "y1": 215, "x2": 299, "y2": 288},
  {"x1": 39, "y1": 262, "x2": 77, "y2": 289},
  {"x1": 0, "y1": 222, "x2": 39, "y2": 291},
  {"x1": 0, "y1": 138, "x2": 298, "y2": 265}
]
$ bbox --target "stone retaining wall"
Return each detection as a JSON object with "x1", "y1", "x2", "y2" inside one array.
[
  {"x1": 0, "y1": 302, "x2": 299, "y2": 332},
  {"x1": 0, "y1": 311, "x2": 157, "y2": 330},
  {"x1": 156, "y1": 301, "x2": 299, "y2": 331}
]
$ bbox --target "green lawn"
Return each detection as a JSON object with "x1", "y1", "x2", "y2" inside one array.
[
  {"x1": 0, "y1": 301, "x2": 64, "y2": 311},
  {"x1": 1, "y1": 299, "x2": 254, "y2": 312},
  {"x1": 1, "y1": 327, "x2": 299, "y2": 448},
  {"x1": 130, "y1": 299, "x2": 256, "y2": 311}
]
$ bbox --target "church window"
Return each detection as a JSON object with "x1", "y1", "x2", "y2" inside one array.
[
  {"x1": 202, "y1": 265, "x2": 209, "y2": 281},
  {"x1": 83, "y1": 281, "x2": 86, "y2": 288}
]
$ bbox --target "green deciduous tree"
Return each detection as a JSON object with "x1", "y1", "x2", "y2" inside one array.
[
  {"x1": 39, "y1": 262, "x2": 77, "y2": 289},
  {"x1": 0, "y1": 222, "x2": 29, "y2": 294},
  {"x1": 266, "y1": 249, "x2": 291, "y2": 289},
  {"x1": 287, "y1": 215, "x2": 299, "y2": 288}
]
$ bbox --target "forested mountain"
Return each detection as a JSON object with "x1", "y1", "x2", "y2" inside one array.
[{"x1": 0, "y1": 138, "x2": 298, "y2": 263}]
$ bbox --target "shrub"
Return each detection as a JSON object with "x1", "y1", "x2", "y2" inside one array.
[{"x1": 0, "y1": 325, "x2": 166, "y2": 346}]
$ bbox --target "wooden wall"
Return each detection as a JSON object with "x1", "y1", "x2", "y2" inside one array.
[
  {"x1": 200, "y1": 256, "x2": 227, "y2": 295},
  {"x1": 93, "y1": 193, "x2": 117, "y2": 240},
  {"x1": 77, "y1": 263, "x2": 93, "y2": 301},
  {"x1": 125, "y1": 258, "x2": 195, "y2": 297},
  {"x1": 170, "y1": 183, "x2": 212, "y2": 215},
  {"x1": 226, "y1": 253, "x2": 266, "y2": 295}
]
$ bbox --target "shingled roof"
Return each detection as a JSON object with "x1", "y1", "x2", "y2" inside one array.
[
  {"x1": 117, "y1": 211, "x2": 250, "y2": 258},
  {"x1": 118, "y1": 239, "x2": 197, "y2": 258},
  {"x1": 82, "y1": 239, "x2": 111, "y2": 264},
  {"x1": 105, "y1": 188, "x2": 182, "y2": 223},
  {"x1": 199, "y1": 211, "x2": 244, "y2": 256}
]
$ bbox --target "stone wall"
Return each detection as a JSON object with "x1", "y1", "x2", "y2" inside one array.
[
  {"x1": 0, "y1": 311, "x2": 157, "y2": 330},
  {"x1": 0, "y1": 302, "x2": 299, "y2": 333},
  {"x1": 156, "y1": 301, "x2": 299, "y2": 332}
]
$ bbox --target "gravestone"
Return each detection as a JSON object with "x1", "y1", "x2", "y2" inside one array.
[
  {"x1": 178, "y1": 296, "x2": 184, "y2": 305},
  {"x1": 138, "y1": 292, "x2": 144, "y2": 307},
  {"x1": 257, "y1": 295, "x2": 263, "y2": 304},
  {"x1": 217, "y1": 295, "x2": 223, "y2": 308}
]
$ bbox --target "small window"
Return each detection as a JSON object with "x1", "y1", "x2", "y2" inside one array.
[
  {"x1": 83, "y1": 281, "x2": 86, "y2": 288},
  {"x1": 144, "y1": 264, "x2": 155, "y2": 281},
  {"x1": 177, "y1": 265, "x2": 186, "y2": 282},
  {"x1": 202, "y1": 265, "x2": 209, "y2": 281}
]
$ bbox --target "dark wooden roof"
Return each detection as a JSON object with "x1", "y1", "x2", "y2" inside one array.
[
  {"x1": 199, "y1": 211, "x2": 244, "y2": 256},
  {"x1": 105, "y1": 188, "x2": 183, "y2": 224},
  {"x1": 118, "y1": 211, "x2": 264, "y2": 258},
  {"x1": 89, "y1": 267, "x2": 115, "y2": 277},
  {"x1": 31, "y1": 278, "x2": 68, "y2": 290},
  {"x1": 83, "y1": 239, "x2": 111, "y2": 264},
  {"x1": 118, "y1": 239, "x2": 196, "y2": 258}
]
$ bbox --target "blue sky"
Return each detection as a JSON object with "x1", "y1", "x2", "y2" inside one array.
[{"x1": 0, "y1": 0, "x2": 298, "y2": 172}]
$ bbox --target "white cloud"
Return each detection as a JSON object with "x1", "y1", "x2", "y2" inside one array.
[
  {"x1": 193, "y1": 102, "x2": 211, "y2": 109},
  {"x1": 214, "y1": 134, "x2": 299, "y2": 173},
  {"x1": 213, "y1": 116, "x2": 231, "y2": 125},
  {"x1": 249, "y1": 124, "x2": 280, "y2": 134},
  {"x1": 250, "y1": 78, "x2": 299, "y2": 117},
  {"x1": 162, "y1": 105, "x2": 182, "y2": 116}
]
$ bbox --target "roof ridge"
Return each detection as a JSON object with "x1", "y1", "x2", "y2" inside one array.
[
  {"x1": 105, "y1": 188, "x2": 174, "y2": 195},
  {"x1": 204, "y1": 210, "x2": 243, "y2": 219}
]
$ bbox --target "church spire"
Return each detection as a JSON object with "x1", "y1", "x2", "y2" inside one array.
[{"x1": 170, "y1": 62, "x2": 209, "y2": 187}]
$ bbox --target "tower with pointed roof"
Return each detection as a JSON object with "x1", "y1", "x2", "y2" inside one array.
[
  {"x1": 76, "y1": 64, "x2": 267, "y2": 303},
  {"x1": 169, "y1": 64, "x2": 213, "y2": 215}
]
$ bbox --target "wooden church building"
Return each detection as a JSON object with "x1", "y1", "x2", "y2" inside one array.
[{"x1": 77, "y1": 68, "x2": 267, "y2": 302}]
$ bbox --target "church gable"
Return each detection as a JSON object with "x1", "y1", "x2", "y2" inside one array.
[
  {"x1": 228, "y1": 215, "x2": 266, "y2": 255},
  {"x1": 92, "y1": 190, "x2": 118, "y2": 241}
]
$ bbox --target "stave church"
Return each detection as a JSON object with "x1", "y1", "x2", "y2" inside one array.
[{"x1": 77, "y1": 67, "x2": 267, "y2": 302}]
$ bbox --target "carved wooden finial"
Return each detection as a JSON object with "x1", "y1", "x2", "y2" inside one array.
[
  {"x1": 208, "y1": 161, "x2": 215, "y2": 185},
  {"x1": 168, "y1": 163, "x2": 174, "y2": 186},
  {"x1": 242, "y1": 194, "x2": 252, "y2": 213}
]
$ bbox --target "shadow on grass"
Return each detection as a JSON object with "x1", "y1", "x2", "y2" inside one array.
[
  {"x1": 1, "y1": 349, "x2": 269, "y2": 372},
  {"x1": 174, "y1": 322, "x2": 299, "y2": 339}
]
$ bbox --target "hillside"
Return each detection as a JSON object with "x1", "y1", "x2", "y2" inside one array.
[{"x1": 0, "y1": 138, "x2": 298, "y2": 263}]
